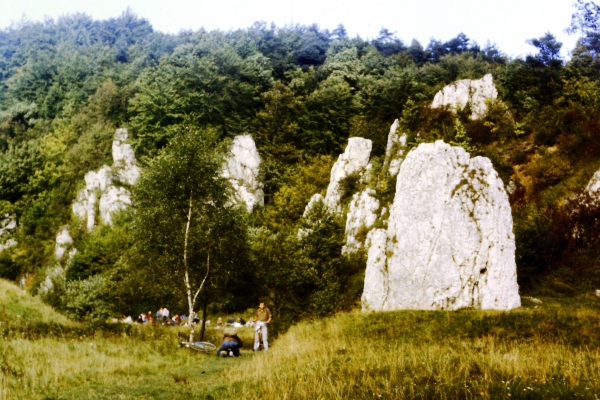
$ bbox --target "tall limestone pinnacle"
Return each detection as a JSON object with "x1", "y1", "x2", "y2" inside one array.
[
  {"x1": 362, "y1": 141, "x2": 521, "y2": 311},
  {"x1": 222, "y1": 135, "x2": 264, "y2": 212},
  {"x1": 305, "y1": 114, "x2": 520, "y2": 311},
  {"x1": 324, "y1": 137, "x2": 372, "y2": 213}
]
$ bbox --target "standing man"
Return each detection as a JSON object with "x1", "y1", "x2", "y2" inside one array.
[{"x1": 253, "y1": 301, "x2": 272, "y2": 351}]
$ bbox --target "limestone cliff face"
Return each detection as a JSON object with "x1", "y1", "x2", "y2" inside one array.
[
  {"x1": 324, "y1": 138, "x2": 372, "y2": 213},
  {"x1": 586, "y1": 168, "x2": 600, "y2": 193},
  {"x1": 222, "y1": 135, "x2": 264, "y2": 212},
  {"x1": 0, "y1": 215, "x2": 17, "y2": 253},
  {"x1": 54, "y1": 228, "x2": 73, "y2": 260},
  {"x1": 72, "y1": 128, "x2": 139, "y2": 232},
  {"x1": 431, "y1": 74, "x2": 498, "y2": 120},
  {"x1": 382, "y1": 119, "x2": 407, "y2": 178},
  {"x1": 362, "y1": 141, "x2": 520, "y2": 311},
  {"x1": 112, "y1": 128, "x2": 141, "y2": 185},
  {"x1": 343, "y1": 189, "x2": 379, "y2": 253}
]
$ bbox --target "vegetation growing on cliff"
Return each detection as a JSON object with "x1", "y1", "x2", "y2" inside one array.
[{"x1": 1, "y1": 3, "x2": 600, "y2": 325}]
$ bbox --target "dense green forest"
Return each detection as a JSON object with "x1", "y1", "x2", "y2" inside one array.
[{"x1": 1, "y1": 3, "x2": 600, "y2": 333}]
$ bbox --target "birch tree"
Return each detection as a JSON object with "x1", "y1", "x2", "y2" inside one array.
[{"x1": 132, "y1": 126, "x2": 247, "y2": 341}]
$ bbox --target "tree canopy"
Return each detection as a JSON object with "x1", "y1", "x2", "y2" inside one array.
[{"x1": 1, "y1": 3, "x2": 600, "y2": 326}]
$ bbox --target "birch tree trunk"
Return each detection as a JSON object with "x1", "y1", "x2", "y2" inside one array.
[{"x1": 183, "y1": 192, "x2": 195, "y2": 341}]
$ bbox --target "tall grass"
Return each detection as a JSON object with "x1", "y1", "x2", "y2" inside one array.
[
  {"x1": 0, "y1": 293, "x2": 599, "y2": 398},
  {"x1": 221, "y1": 301, "x2": 600, "y2": 399}
]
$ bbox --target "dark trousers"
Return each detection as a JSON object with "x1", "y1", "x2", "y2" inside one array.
[{"x1": 217, "y1": 341, "x2": 240, "y2": 356}]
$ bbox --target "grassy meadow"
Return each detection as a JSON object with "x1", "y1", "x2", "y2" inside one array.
[{"x1": 0, "y1": 279, "x2": 599, "y2": 399}]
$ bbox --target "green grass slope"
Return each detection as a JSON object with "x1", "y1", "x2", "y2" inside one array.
[
  {"x1": 2, "y1": 295, "x2": 599, "y2": 399},
  {"x1": 220, "y1": 296, "x2": 600, "y2": 399},
  {"x1": 0, "y1": 278, "x2": 73, "y2": 326}
]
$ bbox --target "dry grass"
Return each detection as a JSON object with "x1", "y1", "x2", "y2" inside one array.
[
  {"x1": 221, "y1": 305, "x2": 600, "y2": 399},
  {"x1": 0, "y1": 295, "x2": 599, "y2": 399}
]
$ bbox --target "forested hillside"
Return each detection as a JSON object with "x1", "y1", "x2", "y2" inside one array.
[{"x1": 1, "y1": 3, "x2": 600, "y2": 332}]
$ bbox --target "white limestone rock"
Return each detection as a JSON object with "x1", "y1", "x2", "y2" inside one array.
[
  {"x1": 362, "y1": 229, "x2": 388, "y2": 310},
  {"x1": 0, "y1": 239, "x2": 17, "y2": 253},
  {"x1": 431, "y1": 74, "x2": 498, "y2": 120},
  {"x1": 303, "y1": 194, "x2": 325, "y2": 218},
  {"x1": 222, "y1": 135, "x2": 264, "y2": 212},
  {"x1": 100, "y1": 186, "x2": 132, "y2": 225},
  {"x1": 383, "y1": 119, "x2": 407, "y2": 177},
  {"x1": 299, "y1": 194, "x2": 326, "y2": 239},
  {"x1": 0, "y1": 215, "x2": 16, "y2": 236},
  {"x1": 324, "y1": 137, "x2": 372, "y2": 213},
  {"x1": 0, "y1": 215, "x2": 17, "y2": 254},
  {"x1": 55, "y1": 227, "x2": 73, "y2": 260},
  {"x1": 586, "y1": 168, "x2": 600, "y2": 193},
  {"x1": 72, "y1": 129, "x2": 140, "y2": 231},
  {"x1": 39, "y1": 264, "x2": 66, "y2": 295},
  {"x1": 112, "y1": 128, "x2": 140, "y2": 185},
  {"x1": 343, "y1": 188, "x2": 380, "y2": 253},
  {"x1": 362, "y1": 140, "x2": 520, "y2": 311}
]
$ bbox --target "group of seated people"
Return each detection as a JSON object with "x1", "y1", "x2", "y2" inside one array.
[
  {"x1": 122, "y1": 307, "x2": 266, "y2": 358},
  {"x1": 214, "y1": 316, "x2": 252, "y2": 329},
  {"x1": 130, "y1": 308, "x2": 204, "y2": 326}
]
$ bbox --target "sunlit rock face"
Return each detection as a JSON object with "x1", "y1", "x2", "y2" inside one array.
[
  {"x1": 343, "y1": 188, "x2": 380, "y2": 253},
  {"x1": 324, "y1": 137, "x2": 372, "y2": 213},
  {"x1": 99, "y1": 186, "x2": 132, "y2": 226},
  {"x1": 222, "y1": 135, "x2": 264, "y2": 212},
  {"x1": 362, "y1": 141, "x2": 520, "y2": 311},
  {"x1": 54, "y1": 227, "x2": 73, "y2": 260},
  {"x1": 431, "y1": 74, "x2": 498, "y2": 120},
  {"x1": 112, "y1": 128, "x2": 140, "y2": 185},
  {"x1": 0, "y1": 215, "x2": 17, "y2": 253},
  {"x1": 72, "y1": 129, "x2": 138, "y2": 232},
  {"x1": 303, "y1": 194, "x2": 325, "y2": 218},
  {"x1": 585, "y1": 165, "x2": 600, "y2": 193},
  {"x1": 383, "y1": 119, "x2": 407, "y2": 178}
]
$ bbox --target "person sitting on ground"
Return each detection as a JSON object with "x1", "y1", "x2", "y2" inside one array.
[
  {"x1": 232, "y1": 318, "x2": 244, "y2": 328},
  {"x1": 215, "y1": 317, "x2": 223, "y2": 329},
  {"x1": 137, "y1": 313, "x2": 146, "y2": 324},
  {"x1": 173, "y1": 314, "x2": 182, "y2": 324},
  {"x1": 217, "y1": 324, "x2": 243, "y2": 357},
  {"x1": 162, "y1": 307, "x2": 170, "y2": 322}
]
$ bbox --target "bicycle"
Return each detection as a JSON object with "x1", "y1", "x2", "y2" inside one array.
[
  {"x1": 178, "y1": 341, "x2": 217, "y2": 353},
  {"x1": 253, "y1": 325, "x2": 265, "y2": 351}
]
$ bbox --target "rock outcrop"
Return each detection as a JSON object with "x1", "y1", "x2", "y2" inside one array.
[
  {"x1": 112, "y1": 128, "x2": 141, "y2": 185},
  {"x1": 343, "y1": 189, "x2": 380, "y2": 253},
  {"x1": 324, "y1": 137, "x2": 372, "y2": 213},
  {"x1": 431, "y1": 74, "x2": 498, "y2": 120},
  {"x1": 222, "y1": 135, "x2": 264, "y2": 212},
  {"x1": 303, "y1": 194, "x2": 325, "y2": 218},
  {"x1": 586, "y1": 168, "x2": 600, "y2": 193},
  {"x1": 362, "y1": 140, "x2": 520, "y2": 311},
  {"x1": 0, "y1": 215, "x2": 17, "y2": 253},
  {"x1": 382, "y1": 119, "x2": 407, "y2": 177},
  {"x1": 72, "y1": 129, "x2": 139, "y2": 232},
  {"x1": 54, "y1": 228, "x2": 73, "y2": 260}
]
